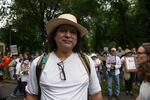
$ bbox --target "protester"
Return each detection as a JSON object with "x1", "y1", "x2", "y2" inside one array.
[
  {"x1": 136, "y1": 43, "x2": 150, "y2": 100},
  {"x1": 0, "y1": 62, "x2": 4, "y2": 81},
  {"x1": 121, "y1": 49, "x2": 134, "y2": 96},
  {"x1": 106, "y1": 48, "x2": 121, "y2": 100},
  {"x1": 8, "y1": 55, "x2": 17, "y2": 80},
  {"x1": 116, "y1": 46, "x2": 125, "y2": 58},
  {"x1": 26, "y1": 13, "x2": 103, "y2": 100},
  {"x1": 0, "y1": 51, "x2": 3, "y2": 65},
  {"x1": 0, "y1": 51, "x2": 4, "y2": 81},
  {"x1": 91, "y1": 53, "x2": 102, "y2": 83},
  {"x1": 10, "y1": 57, "x2": 23, "y2": 97},
  {"x1": 3, "y1": 53, "x2": 11, "y2": 79},
  {"x1": 20, "y1": 59, "x2": 30, "y2": 99}
]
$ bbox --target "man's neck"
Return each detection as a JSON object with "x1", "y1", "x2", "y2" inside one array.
[{"x1": 54, "y1": 50, "x2": 73, "y2": 61}]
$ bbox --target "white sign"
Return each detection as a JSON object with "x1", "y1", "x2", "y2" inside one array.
[
  {"x1": 104, "y1": 47, "x2": 108, "y2": 51},
  {"x1": 125, "y1": 57, "x2": 137, "y2": 72},
  {"x1": 10, "y1": 45, "x2": 18, "y2": 55}
]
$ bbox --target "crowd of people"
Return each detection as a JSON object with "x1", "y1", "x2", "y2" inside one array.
[
  {"x1": 0, "y1": 13, "x2": 150, "y2": 100},
  {"x1": 90, "y1": 47, "x2": 140, "y2": 100},
  {"x1": 0, "y1": 51, "x2": 41, "y2": 98}
]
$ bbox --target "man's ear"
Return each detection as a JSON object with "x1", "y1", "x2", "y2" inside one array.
[{"x1": 147, "y1": 56, "x2": 150, "y2": 62}]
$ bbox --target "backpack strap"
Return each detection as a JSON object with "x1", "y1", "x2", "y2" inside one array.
[
  {"x1": 36, "y1": 53, "x2": 49, "y2": 100},
  {"x1": 78, "y1": 53, "x2": 91, "y2": 100},
  {"x1": 78, "y1": 53, "x2": 91, "y2": 77}
]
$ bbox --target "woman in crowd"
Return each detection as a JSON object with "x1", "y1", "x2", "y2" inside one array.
[
  {"x1": 121, "y1": 49, "x2": 134, "y2": 96},
  {"x1": 136, "y1": 43, "x2": 150, "y2": 100}
]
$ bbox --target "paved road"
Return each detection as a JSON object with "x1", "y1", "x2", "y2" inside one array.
[
  {"x1": 0, "y1": 81, "x2": 23, "y2": 100},
  {"x1": 0, "y1": 80, "x2": 138, "y2": 100}
]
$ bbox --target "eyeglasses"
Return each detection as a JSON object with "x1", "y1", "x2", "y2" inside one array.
[
  {"x1": 57, "y1": 61, "x2": 66, "y2": 80},
  {"x1": 57, "y1": 26, "x2": 78, "y2": 35},
  {"x1": 137, "y1": 52, "x2": 145, "y2": 55}
]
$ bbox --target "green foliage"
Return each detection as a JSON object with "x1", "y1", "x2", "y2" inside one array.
[{"x1": 0, "y1": 0, "x2": 150, "y2": 53}]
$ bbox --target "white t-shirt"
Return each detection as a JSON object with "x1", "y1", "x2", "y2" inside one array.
[
  {"x1": 106, "y1": 55, "x2": 121, "y2": 75},
  {"x1": 20, "y1": 61, "x2": 30, "y2": 82},
  {"x1": 93, "y1": 58, "x2": 102, "y2": 71},
  {"x1": 26, "y1": 52, "x2": 101, "y2": 100},
  {"x1": 15, "y1": 58, "x2": 20, "y2": 64},
  {"x1": 16, "y1": 62, "x2": 21, "y2": 75},
  {"x1": 139, "y1": 81, "x2": 150, "y2": 100}
]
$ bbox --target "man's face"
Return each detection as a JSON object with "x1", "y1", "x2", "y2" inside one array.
[
  {"x1": 126, "y1": 53, "x2": 132, "y2": 57},
  {"x1": 111, "y1": 50, "x2": 116, "y2": 56},
  {"x1": 55, "y1": 24, "x2": 78, "y2": 51},
  {"x1": 136, "y1": 46, "x2": 148, "y2": 65}
]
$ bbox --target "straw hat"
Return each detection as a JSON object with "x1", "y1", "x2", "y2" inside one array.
[
  {"x1": 46, "y1": 13, "x2": 88, "y2": 37},
  {"x1": 124, "y1": 49, "x2": 132, "y2": 55}
]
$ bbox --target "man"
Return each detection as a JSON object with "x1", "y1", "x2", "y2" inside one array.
[
  {"x1": 116, "y1": 46, "x2": 125, "y2": 58},
  {"x1": 26, "y1": 13, "x2": 103, "y2": 100},
  {"x1": 106, "y1": 48, "x2": 121, "y2": 100}
]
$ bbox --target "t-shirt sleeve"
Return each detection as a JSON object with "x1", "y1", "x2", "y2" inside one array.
[
  {"x1": 25, "y1": 57, "x2": 40, "y2": 95},
  {"x1": 88, "y1": 56, "x2": 101, "y2": 95},
  {"x1": 16, "y1": 63, "x2": 21, "y2": 75}
]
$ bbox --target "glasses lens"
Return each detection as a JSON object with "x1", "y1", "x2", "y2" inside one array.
[
  {"x1": 57, "y1": 62, "x2": 66, "y2": 80},
  {"x1": 137, "y1": 52, "x2": 145, "y2": 55}
]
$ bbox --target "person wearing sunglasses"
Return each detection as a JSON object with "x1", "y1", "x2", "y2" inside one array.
[
  {"x1": 106, "y1": 48, "x2": 121, "y2": 100},
  {"x1": 25, "y1": 13, "x2": 103, "y2": 100},
  {"x1": 136, "y1": 43, "x2": 150, "y2": 100}
]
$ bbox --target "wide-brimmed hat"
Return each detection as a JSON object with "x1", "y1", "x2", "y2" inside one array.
[
  {"x1": 124, "y1": 49, "x2": 132, "y2": 55},
  {"x1": 46, "y1": 13, "x2": 88, "y2": 37}
]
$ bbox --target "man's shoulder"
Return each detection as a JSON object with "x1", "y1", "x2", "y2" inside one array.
[
  {"x1": 32, "y1": 56, "x2": 41, "y2": 64},
  {"x1": 116, "y1": 55, "x2": 121, "y2": 59}
]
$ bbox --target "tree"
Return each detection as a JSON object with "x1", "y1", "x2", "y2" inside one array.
[{"x1": 0, "y1": 0, "x2": 150, "y2": 53}]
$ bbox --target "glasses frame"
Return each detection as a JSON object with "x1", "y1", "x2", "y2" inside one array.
[
  {"x1": 137, "y1": 52, "x2": 145, "y2": 55},
  {"x1": 57, "y1": 61, "x2": 66, "y2": 80}
]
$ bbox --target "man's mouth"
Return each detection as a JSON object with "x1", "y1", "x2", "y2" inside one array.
[{"x1": 63, "y1": 39, "x2": 72, "y2": 44}]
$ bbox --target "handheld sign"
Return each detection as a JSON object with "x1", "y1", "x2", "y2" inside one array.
[{"x1": 125, "y1": 57, "x2": 137, "y2": 72}]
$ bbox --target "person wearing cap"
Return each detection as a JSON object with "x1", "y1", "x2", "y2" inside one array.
[
  {"x1": 116, "y1": 46, "x2": 125, "y2": 58},
  {"x1": 106, "y1": 48, "x2": 121, "y2": 100},
  {"x1": 21, "y1": 60, "x2": 30, "y2": 96},
  {"x1": 121, "y1": 49, "x2": 134, "y2": 96},
  {"x1": 91, "y1": 53, "x2": 102, "y2": 83},
  {"x1": 26, "y1": 13, "x2": 103, "y2": 100}
]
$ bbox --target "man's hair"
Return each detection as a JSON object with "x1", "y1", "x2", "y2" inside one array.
[
  {"x1": 142, "y1": 43, "x2": 150, "y2": 55},
  {"x1": 138, "y1": 42, "x2": 150, "y2": 82},
  {"x1": 47, "y1": 26, "x2": 82, "y2": 52}
]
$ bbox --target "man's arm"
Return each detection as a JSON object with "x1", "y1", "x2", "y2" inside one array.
[
  {"x1": 91, "y1": 92, "x2": 103, "y2": 100},
  {"x1": 26, "y1": 93, "x2": 38, "y2": 100},
  {"x1": 136, "y1": 96, "x2": 140, "y2": 100}
]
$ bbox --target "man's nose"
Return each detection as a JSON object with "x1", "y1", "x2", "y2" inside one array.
[{"x1": 65, "y1": 30, "x2": 72, "y2": 37}]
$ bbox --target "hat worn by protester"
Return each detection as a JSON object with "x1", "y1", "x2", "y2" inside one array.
[
  {"x1": 124, "y1": 49, "x2": 132, "y2": 55},
  {"x1": 23, "y1": 60, "x2": 29, "y2": 65},
  {"x1": 111, "y1": 48, "x2": 116, "y2": 51},
  {"x1": 91, "y1": 53, "x2": 97, "y2": 58},
  {"x1": 46, "y1": 13, "x2": 88, "y2": 37}
]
